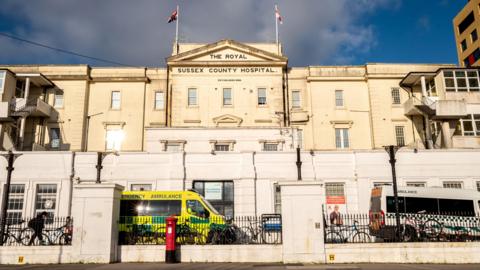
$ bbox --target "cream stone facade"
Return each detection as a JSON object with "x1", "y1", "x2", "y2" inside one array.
[
  {"x1": 0, "y1": 39, "x2": 478, "y2": 153},
  {"x1": 454, "y1": 0, "x2": 480, "y2": 67}
]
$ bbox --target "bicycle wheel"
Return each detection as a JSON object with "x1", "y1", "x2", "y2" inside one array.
[
  {"x1": 1, "y1": 233, "x2": 13, "y2": 246},
  {"x1": 239, "y1": 226, "x2": 254, "y2": 244},
  {"x1": 59, "y1": 233, "x2": 71, "y2": 245},
  {"x1": 262, "y1": 229, "x2": 280, "y2": 244},
  {"x1": 423, "y1": 219, "x2": 442, "y2": 239},
  {"x1": 401, "y1": 225, "x2": 417, "y2": 242},
  {"x1": 325, "y1": 231, "x2": 343, "y2": 243},
  {"x1": 352, "y1": 232, "x2": 371, "y2": 243}
]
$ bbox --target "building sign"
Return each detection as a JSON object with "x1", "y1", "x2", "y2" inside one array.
[
  {"x1": 204, "y1": 182, "x2": 223, "y2": 200},
  {"x1": 174, "y1": 67, "x2": 280, "y2": 74}
]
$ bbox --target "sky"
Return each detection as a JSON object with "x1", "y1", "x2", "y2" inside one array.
[{"x1": 0, "y1": 0, "x2": 468, "y2": 67}]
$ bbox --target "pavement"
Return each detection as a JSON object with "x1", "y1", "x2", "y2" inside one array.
[{"x1": 1, "y1": 264, "x2": 479, "y2": 270}]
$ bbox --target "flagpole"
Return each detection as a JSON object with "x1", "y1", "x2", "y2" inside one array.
[
  {"x1": 175, "y1": 5, "x2": 179, "y2": 54},
  {"x1": 275, "y1": 4, "x2": 279, "y2": 55}
]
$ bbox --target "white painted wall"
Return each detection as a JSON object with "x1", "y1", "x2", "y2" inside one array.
[{"x1": 0, "y1": 149, "x2": 479, "y2": 219}]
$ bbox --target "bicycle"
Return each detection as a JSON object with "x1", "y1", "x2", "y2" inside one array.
[
  {"x1": 176, "y1": 219, "x2": 207, "y2": 245},
  {"x1": 401, "y1": 211, "x2": 443, "y2": 242},
  {"x1": 42, "y1": 225, "x2": 72, "y2": 245},
  {"x1": 1, "y1": 220, "x2": 30, "y2": 246},
  {"x1": 240, "y1": 217, "x2": 280, "y2": 244},
  {"x1": 325, "y1": 220, "x2": 371, "y2": 243}
]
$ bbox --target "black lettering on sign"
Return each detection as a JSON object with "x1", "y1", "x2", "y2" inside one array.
[
  {"x1": 151, "y1": 194, "x2": 182, "y2": 199},
  {"x1": 224, "y1": 54, "x2": 247, "y2": 60},
  {"x1": 177, "y1": 68, "x2": 204, "y2": 73}
]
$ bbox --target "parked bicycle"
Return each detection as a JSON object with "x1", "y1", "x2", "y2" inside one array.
[
  {"x1": 176, "y1": 218, "x2": 207, "y2": 245},
  {"x1": 1, "y1": 220, "x2": 31, "y2": 246},
  {"x1": 240, "y1": 216, "x2": 280, "y2": 244},
  {"x1": 325, "y1": 220, "x2": 371, "y2": 243},
  {"x1": 401, "y1": 211, "x2": 443, "y2": 242}
]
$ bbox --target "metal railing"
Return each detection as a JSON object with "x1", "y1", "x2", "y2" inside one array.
[
  {"x1": 118, "y1": 214, "x2": 282, "y2": 245},
  {"x1": 0, "y1": 216, "x2": 73, "y2": 246},
  {"x1": 324, "y1": 212, "x2": 480, "y2": 244}
]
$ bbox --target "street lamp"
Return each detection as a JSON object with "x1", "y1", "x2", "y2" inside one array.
[
  {"x1": 384, "y1": 145, "x2": 401, "y2": 241},
  {"x1": 0, "y1": 150, "x2": 22, "y2": 245}
]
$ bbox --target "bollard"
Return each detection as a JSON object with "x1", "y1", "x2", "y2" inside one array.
[{"x1": 165, "y1": 216, "x2": 178, "y2": 263}]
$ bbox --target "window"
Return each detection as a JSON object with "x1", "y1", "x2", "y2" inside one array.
[
  {"x1": 335, "y1": 128, "x2": 349, "y2": 149},
  {"x1": 193, "y1": 181, "x2": 234, "y2": 218},
  {"x1": 257, "y1": 88, "x2": 267, "y2": 105},
  {"x1": 131, "y1": 184, "x2": 152, "y2": 191},
  {"x1": 223, "y1": 88, "x2": 232, "y2": 106},
  {"x1": 292, "y1": 90, "x2": 301, "y2": 108},
  {"x1": 214, "y1": 144, "x2": 230, "y2": 152},
  {"x1": 274, "y1": 184, "x2": 281, "y2": 214},
  {"x1": 472, "y1": 29, "x2": 478, "y2": 42},
  {"x1": 395, "y1": 126, "x2": 405, "y2": 147},
  {"x1": 438, "y1": 199, "x2": 475, "y2": 216},
  {"x1": 444, "y1": 70, "x2": 480, "y2": 91},
  {"x1": 458, "y1": 12, "x2": 475, "y2": 34},
  {"x1": 166, "y1": 143, "x2": 181, "y2": 152},
  {"x1": 463, "y1": 48, "x2": 480, "y2": 67},
  {"x1": 374, "y1": 182, "x2": 391, "y2": 188},
  {"x1": 477, "y1": 181, "x2": 480, "y2": 192},
  {"x1": 457, "y1": 114, "x2": 480, "y2": 136},
  {"x1": 263, "y1": 143, "x2": 278, "y2": 151},
  {"x1": 335, "y1": 90, "x2": 344, "y2": 107},
  {"x1": 186, "y1": 200, "x2": 209, "y2": 218},
  {"x1": 106, "y1": 128, "x2": 124, "y2": 151},
  {"x1": 111, "y1": 91, "x2": 121, "y2": 109},
  {"x1": 35, "y1": 184, "x2": 57, "y2": 218},
  {"x1": 461, "y1": 39, "x2": 468, "y2": 52},
  {"x1": 325, "y1": 183, "x2": 345, "y2": 197},
  {"x1": 391, "y1": 88, "x2": 401, "y2": 104},
  {"x1": 120, "y1": 200, "x2": 181, "y2": 216},
  {"x1": 443, "y1": 181, "x2": 463, "y2": 189},
  {"x1": 406, "y1": 182, "x2": 426, "y2": 188},
  {"x1": 0, "y1": 70, "x2": 5, "y2": 93},
  {"x1": 6, "y1": 184, "x2": 25, "y2": 223},
  {"x1": 50, "y1": 128, "x2": 61, "y2": 149},
  {"x1": 54, "y1": 91, "x2": 64, "y2": 108},
  {"x1": 427, "y1": 80, "x2": 437, "y2": 96},
  {"x1": 188, "y1": 88, "x2": 197, "y2": 106},
  {"x1": 154, "y1": 91, "x2": 164, "y2": 110}
]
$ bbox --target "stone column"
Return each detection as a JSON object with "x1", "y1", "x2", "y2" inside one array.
[
  {"x1": 441, "y1": 121, "x2": 453, "y2": 149},
  {"x1": 71, "y1": 183, "x2": 124, "y2": 263},
  {"x1": 280, "y1": 182, "x2": 325, "y2": 264}
]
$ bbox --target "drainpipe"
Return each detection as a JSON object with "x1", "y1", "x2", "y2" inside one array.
[
  {"x1": 296, "y1": 146, "x2": 302, "y2": 180},
  {"x1": 67, "y1": 152, "x2": 76, "y2": 216},
  {"x1": 182, "y1": 151, "x2": 186, "y2": 191},
  {"x1": 252, "y1": 151, "x2": 258, "y2": 217}
]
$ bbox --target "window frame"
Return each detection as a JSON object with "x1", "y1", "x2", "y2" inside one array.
[
  {"x1": 395, "y1": 126, "x2": 406, "y2": 147},
  {"x1": 461, "y1": 39, "x2": 468, "y2": 52},
  {"x1": 34, "y1": 184, "x2": 58, "y2": 219},
  {"x1": 274, "y1": 184, "x2": 281, "y2": 214},
  {"x1": 335, "y1": 128, "x2": 349, "y2": 149},
  {"x1": 49, "y1": 127, "x2": 61, "y2": 149},
  {"x1": 0, "y1": 70, "x2": 5, "y2": 93},
  {"x1": 291, "y1": 90, "x2": 301, "y2": 108},
  {"x1": 257, "y1": 88, "x2": 267, "y2": 106},
  {"x1": 154, "y1": 91, "x2": 165, "y2": 110},
  {"x1": 471, "y1": 29, "x2": 478, "y2": 43},
  {"x1": 391, "y1": 88, "x2": 401, "y2": 105},
  {"x1": 105, "y1": 127, "x2": 124, "y2": 151},
  {"x1": 457, "y1": 114, "x2": 480, "y2": 136},
  {"x1": 214, "y1": 144, "x2": 230, "y2": 152},
  {"x1": 444, "y1": 70, "x2": 480, "y2": 92},
  {"x1": 442, "y1": 181, "x2": 463, "y2": 189},
  {"x1": 53, "y1": 91, "x2": 64, "y2": 109},
  {"x1": 111, "y1": 91, "x2": 121, "y2": 110},
  {"x1": 6, "y1": 184, "x2": 25, "y2": 223},
  {"x1": 222, "y1": 88, "x2": 233, "y2": 106},
  {"x1": 188, "y1": 88, "x2": 197, "y2": 106},
  {"x1": 263, "y1": 143, "x2": 279, "y2": 151},
  {"x1": 192, "y1": 181, "x2": 234, "y2": 218},
  {"x1": 335, "y1": 90, "x2": 344, "y2": 107}
]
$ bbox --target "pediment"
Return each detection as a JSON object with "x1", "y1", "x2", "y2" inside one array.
[
  {"x1": 212, "y1": 114, "x2": 243, "y2": 127},
  {"x1": 168, "y1": 39, "x2": 287, "y2": 64}
]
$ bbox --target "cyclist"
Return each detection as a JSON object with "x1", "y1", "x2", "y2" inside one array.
[{"x1": 27, "y1": 211, "x2": 48, "y2": 245}]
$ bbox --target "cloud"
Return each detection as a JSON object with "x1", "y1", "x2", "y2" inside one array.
[{"x1": 0, "y1": 0, "x2": 400, "y2": 66}]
